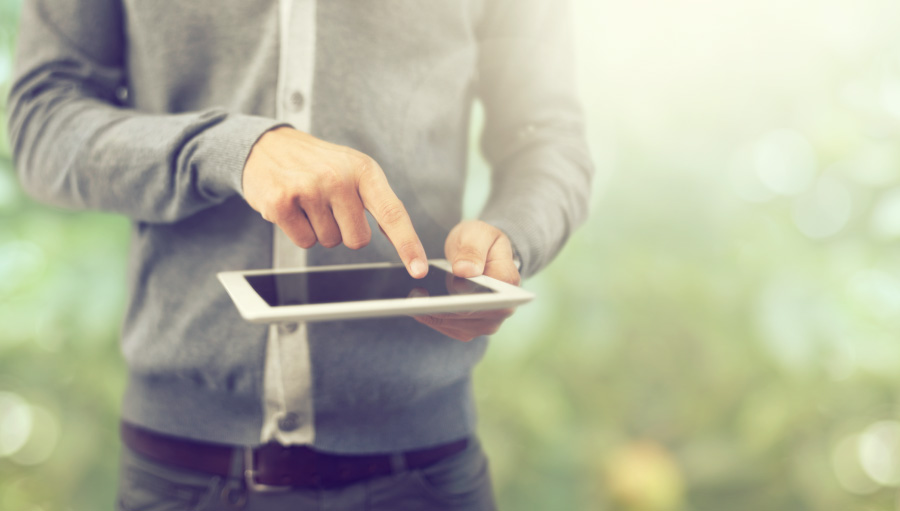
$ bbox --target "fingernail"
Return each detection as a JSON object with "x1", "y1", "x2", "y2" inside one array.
[{"x1": 410, "y1": 259, "x2": 427, "y2": 278}]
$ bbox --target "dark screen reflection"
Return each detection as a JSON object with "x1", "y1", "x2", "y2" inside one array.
[{"x1": 246, "y1": 266, "x2": 494, "y2": 307}]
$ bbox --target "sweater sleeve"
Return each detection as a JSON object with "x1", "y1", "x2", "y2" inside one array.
[
  {"x1": 6, "y1": 0, "x2": 283, "y2": 223},
  {"x1": 475, "y1": 0, "x2": 595, "y2": 278}
]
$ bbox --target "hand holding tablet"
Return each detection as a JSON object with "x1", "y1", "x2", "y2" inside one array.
[{"x1": 412, "y1": 220, "x2": 524, "y2": 341}]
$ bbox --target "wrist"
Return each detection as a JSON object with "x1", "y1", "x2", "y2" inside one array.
[{"x1": 240, "y1": 122, "x2": 293, "y2": 197}]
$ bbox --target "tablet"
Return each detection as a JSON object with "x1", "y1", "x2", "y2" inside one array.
[{"x1": 217, "y1": 259, "x2": 534, "y2": 323}]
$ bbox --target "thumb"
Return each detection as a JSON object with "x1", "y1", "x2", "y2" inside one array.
[{"x1": 445, "y1": 221, "x2": 498, "y2": 278}]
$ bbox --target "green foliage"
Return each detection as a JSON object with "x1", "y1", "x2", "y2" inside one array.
[{"x1": 4, "y1": 0, "x2": 900, "y2": 510}]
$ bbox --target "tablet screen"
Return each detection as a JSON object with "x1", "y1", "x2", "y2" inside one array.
[{"x1": 245, "y1": 266, "x2": 495, "y2": 307}]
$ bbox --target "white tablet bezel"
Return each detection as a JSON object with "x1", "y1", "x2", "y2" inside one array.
[{"x1": 217, "y1": 259, "x2": 534, "y2": 323}]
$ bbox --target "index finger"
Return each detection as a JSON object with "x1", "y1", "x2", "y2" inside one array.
[{"x1": 357, "y1": 163, "x2": 428, "y2": 278}]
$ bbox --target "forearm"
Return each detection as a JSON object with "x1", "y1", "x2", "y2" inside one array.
[
  {"x1": 476, "y1": 0, "x2": 595, "y2": 278},
  {"x1": 7, "y1": 0, "x2": 283, "y2": 223},
  {"x1": 479, "y1": 134, "x2": 593, "y2": 278},
  {"x1": 10, "y1": 94, "x2": 281, "y2": 222}
]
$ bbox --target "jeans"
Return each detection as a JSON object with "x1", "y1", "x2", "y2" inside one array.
[{"x1": 116, "y1": 438, "x2": 497, "y2": 511}]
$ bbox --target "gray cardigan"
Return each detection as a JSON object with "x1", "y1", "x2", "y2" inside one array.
[{"x1": 7, "y1": 0, "x2": 593, "y2": 452}]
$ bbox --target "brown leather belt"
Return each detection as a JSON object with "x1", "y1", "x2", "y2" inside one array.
[{"x1": 121, "y1": 422, "x2": 468, "y2": 490}]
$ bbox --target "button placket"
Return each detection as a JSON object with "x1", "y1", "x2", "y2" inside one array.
[{"x1": 259, "y1": 0, "x2": 317, "y2": 447}]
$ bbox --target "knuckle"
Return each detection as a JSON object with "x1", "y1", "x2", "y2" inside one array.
[
  {"x1": 314, "y1": 165, "x2": 345, "y2": 193},
  {"x1": 294, "y1": 233, "x2": 317, "y2": 249},
  {"x1": 376, "y1": 200, "x2": 408, "y2": 226},
  {"x1": 298, "y1": 187, "x2": 324, "y2": 209},
  {"x1": 266, "y1": 206, "x2": 291, "y2": 225},
  {"x1": 397, "y1": 238, "x2": 421, "y2": 257},
  {"x1": 345, "y1": 223, "x2": 373, "y2": 250},
  {"x1": 460, "y1": 245, "x2": 483, "y2": 257},
  {"x1": 317, "y1": 229, "x2": 342, "y2": 248},
  {"x1": 289, "y1": 178, "x2": 310, "y2": 197},
  {"x1": 343, "y1": 236, "x2": 370, "y2": 250},
  {"x1": 353, "y1": 154, "x2": 379, "y2": 177},
  {"x1": 331, "y1": 183, "x2": 357, "y2": 203},
  {"x1": 269, "y1": 191, "x2": 296, "y2": 217}
]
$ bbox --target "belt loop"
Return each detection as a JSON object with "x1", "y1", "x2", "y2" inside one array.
[
  {"x1": 219, "y1": 448, "x2": 248, "y2": 508},
  {"x1": 390, "y1": 452, "x2": 407, "y2": 474}
]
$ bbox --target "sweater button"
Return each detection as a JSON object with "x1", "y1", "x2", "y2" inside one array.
[
  {"x1": 288, "y1": 91, "x2": 305, "y2": 112},
  {"x1": 278, "y1": 412, "x2": 300, "y2": 432},
  {"x1": 279, "y1": 322, "x2": 299, "y2": 335}
]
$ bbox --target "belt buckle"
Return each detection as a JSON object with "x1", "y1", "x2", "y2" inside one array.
[{"x1": 243, "y1": 447, "x2": 293, "y2": 493}]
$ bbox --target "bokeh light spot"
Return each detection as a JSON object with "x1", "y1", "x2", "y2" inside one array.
[
  {"x1": 841, "y1": 143, "x2": 899, "y2": 188},
  {"x1": 756, "y1": 278, "x2": 817, "y2": 371},
  {"x1": 847, "y1": 269, "x2": 900, "y2": 319},
  {"x1": 879, "y1": 57, "x2": 900, "y2": 119},
  {"x1": 791, "y1": 175, "x2": 852, "y2": 239},
  {"x1": 10, "y1": 405, "x2": 60, "y2": 466},
  {"x1": 859, "y1": 421, "x2": 900, "y2": 487},
  {"x1": 605, "y1": 440, "x2": 685, "y2": 511},
  {"x1": 832, "y1": 434, "x2": 879, "y2": 495},
  {"x1": 729, "y1": 147, "x2": 776, "y2": 203},
  {"x1": 0, "y1": 392, "x2": 33, "y2": 458},
  {"x1": 0, "y1": 46, "x2": 10, "y2": 86},
  {"x1": 869, "y1": 187, "x2": 900, "y2": 240},
  {"x1": 754, "y1": 129, "x2": 817, "y2": 196}
]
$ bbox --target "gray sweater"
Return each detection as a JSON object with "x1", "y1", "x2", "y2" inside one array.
[{"x1": 8, "y1": 0, "x2": 593, "y2": 452}]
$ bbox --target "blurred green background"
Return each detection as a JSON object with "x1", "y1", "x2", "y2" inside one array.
[{"x1": 4, "y1": 0, "x2": 900, "y2": 509}]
